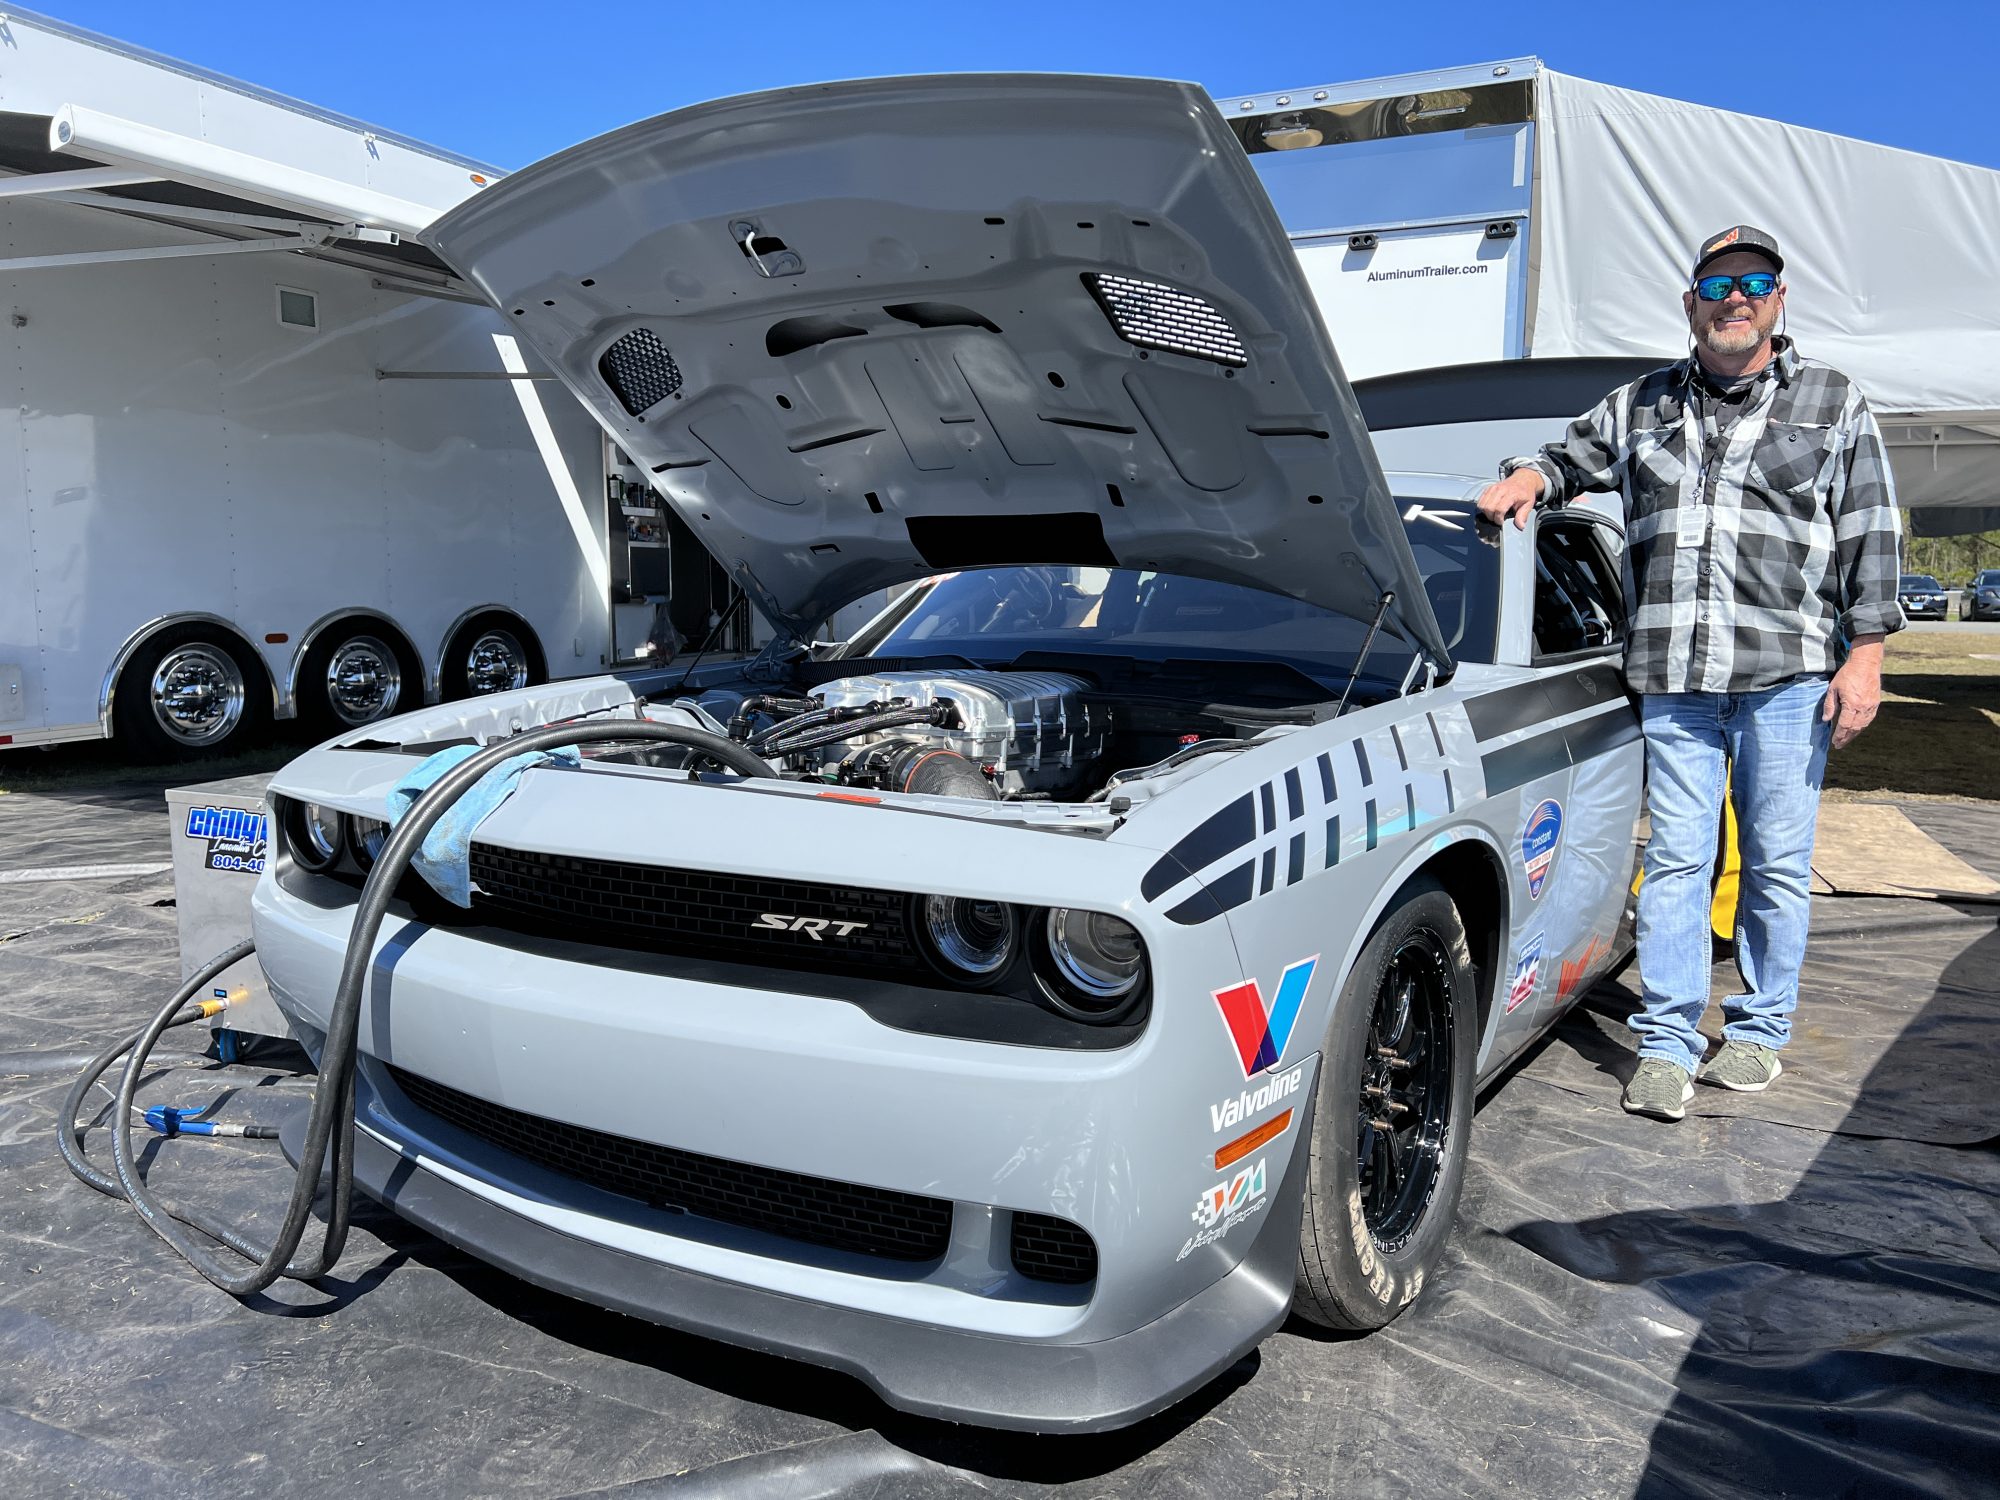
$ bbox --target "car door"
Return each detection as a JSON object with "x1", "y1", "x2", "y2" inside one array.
[{"x1": 1519, "y1": 510, "x2": 1645, "y2": 1029}]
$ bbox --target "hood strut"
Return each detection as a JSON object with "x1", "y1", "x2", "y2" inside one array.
[{"x1": 1331, "y1": 590, "x2": 1395, "y2": 720}]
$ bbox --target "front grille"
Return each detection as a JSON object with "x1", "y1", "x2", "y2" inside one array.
[
  {"x1": 1010, "y1": 1210, "x2": 1098, "y2": 1285},
  {"x1": 599, "y1": 328, "x2": 683, "y2": 415},
  {"x1": 388, "y1": 1066, "x2": 952, "y2": 1263},
  {"x1": 467, "y1": 844, "x2": 921, "y2": 973},
  {"x1": 1084, "y1": 272, "x2": 1247, "y2": 367}
]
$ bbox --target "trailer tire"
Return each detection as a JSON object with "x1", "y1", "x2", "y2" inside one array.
[
  {"x1": 299, "y1": 625, "x2": 416, "y2": 733},
  {"x1": 441, "y1": 613, "x2": 542, "y2": 701},
  {"x1": 114, "y1": 625, "x2": 270, "y2": 761}
]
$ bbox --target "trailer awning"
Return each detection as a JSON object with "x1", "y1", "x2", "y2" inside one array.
[
  {"x1": 1531, "y1": 68, "x2": 2000, "y2": 512},
  {"x1": 0, "y1": 9, "x2": 499, "y2": 286}
]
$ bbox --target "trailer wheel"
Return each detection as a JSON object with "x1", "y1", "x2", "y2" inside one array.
[
  {"x1": 442, "y1": 614, "x2": 540, "y2": 700},
  {"x1": 115, "y1": 625, "x2": 269, "y2": 760},
  {"x1": 300, "y1": 628, "x2": 410, "y2": 732}
]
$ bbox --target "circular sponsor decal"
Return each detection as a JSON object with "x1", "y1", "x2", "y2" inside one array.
[{"x1": 1522, "y1": 798, "x2": 1563, "y2": 900}]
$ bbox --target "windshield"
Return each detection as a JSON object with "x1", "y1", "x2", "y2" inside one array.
[
  {"x1": 843, "y1": 500, "x2": 1498, "y2": 691},
  {"x1": 1902, "y1": 575, "x2": 1943, "y2": 589}
]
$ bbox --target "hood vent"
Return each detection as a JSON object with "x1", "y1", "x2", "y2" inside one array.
[
  {"x1": 599, "y1": 328, "x2": 683, "y2": 415},
  {"x1": 1083, "y1": 272, "x2": 1247, "y2": 368}
]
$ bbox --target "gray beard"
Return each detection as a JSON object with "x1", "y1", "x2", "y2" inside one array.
[{"x1": 1701, "y1": 322, "x2": 1766, "y2": 356}]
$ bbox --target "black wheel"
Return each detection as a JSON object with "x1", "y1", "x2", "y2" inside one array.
[
  {"x1": 1295, "y1": 875, "x2": 1476, "y2": 1330},
  {"x1": 114, "y1": 625, "x2": 270, "y2": 761},
  {"x1": 442, "y1": 614, "x2": 541, "y2": 701},
  {"x1": 300, "y1": 627, "x2": 412, "y2": 733}
]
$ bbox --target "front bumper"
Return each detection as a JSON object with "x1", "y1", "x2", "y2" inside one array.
[
  {"x1": 282, "y1": 1063, "x2": 1309, "y2": 1431},
  {"x1": 251, "y1": 781, "x2": 1321, "y2": 1431}
]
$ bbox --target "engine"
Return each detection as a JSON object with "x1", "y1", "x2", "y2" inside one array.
[{"x1": 741, "y1": 670, "x2": 1108, "y2": 800}]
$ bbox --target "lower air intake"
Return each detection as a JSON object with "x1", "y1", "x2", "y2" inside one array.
[
  {"x1": 599, "y1": 327, "x2": 683, "y2": 415},
  {"x1": 1083, "y1": 272, "x2": 1248, "y2": 367},
  {"x1": 387, "y1": 1065, "x2": 952, "y2": 1263},
  {"x1": 1010, "y1": 1210, "x2": 1098, "y2": 1284}
]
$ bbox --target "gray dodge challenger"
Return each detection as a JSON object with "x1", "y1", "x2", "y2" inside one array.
[{"x1": 250, "y1": 74, "x2": 1644, "y2": 1431}]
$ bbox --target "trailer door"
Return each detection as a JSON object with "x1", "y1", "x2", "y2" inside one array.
[{"x1": 1294, "y1": 220, "x2": 1522, "y2": 382}]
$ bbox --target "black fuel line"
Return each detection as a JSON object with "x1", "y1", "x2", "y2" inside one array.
[{"x1": 58, "y1": 721, "x2": 773, "y2": 1298}]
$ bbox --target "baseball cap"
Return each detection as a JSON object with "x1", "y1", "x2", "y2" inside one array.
[{"x1": 1690, "y1": 225, "x2": 1784, "y2": 280}]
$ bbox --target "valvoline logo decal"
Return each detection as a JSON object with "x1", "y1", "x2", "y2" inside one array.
[
  {"x1": 1521, "y1": 799, "x2": 1563, "y2": 900},
  {"x1": 1212, "y1": 956, "x2": 1317, "y2": 1077}
]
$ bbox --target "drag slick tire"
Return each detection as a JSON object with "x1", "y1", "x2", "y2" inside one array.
[{"x1": 1294, "y1": 875, "x2": 1476, "y2": 1330}]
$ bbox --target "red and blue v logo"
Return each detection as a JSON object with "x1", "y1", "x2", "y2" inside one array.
[{"x1": 1212, "y1": 956, "x2": 1319, "y2": 1077}]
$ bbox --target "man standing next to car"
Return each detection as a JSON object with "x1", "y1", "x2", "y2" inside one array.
[{"x1": 1476, "y1": 226, "x2": 1905, "y2": 1121}]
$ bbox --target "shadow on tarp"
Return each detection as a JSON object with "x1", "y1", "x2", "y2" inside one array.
[{"x1": 1515, "y1": 921, "x2": 2000, "y2": 1500}]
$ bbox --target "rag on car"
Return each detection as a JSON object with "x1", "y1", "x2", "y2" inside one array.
[{"x1": 387, "y1": 744, "x2": 580, "y2": 906}]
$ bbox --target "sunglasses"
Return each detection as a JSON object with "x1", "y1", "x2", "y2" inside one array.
[{"x1": 1692, "y1": 272, "x2": 1779, "y2": 301}]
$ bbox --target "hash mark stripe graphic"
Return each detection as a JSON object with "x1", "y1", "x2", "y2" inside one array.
[
  {"x1": 1288, "y1": 832, "x2": 1305, "y2": 886},
  {"x1": 1324, "y1": 814, "x2": 1340, "y2": 867},
  {"x1": 1260, "y1": 846, "x2": 1276, "y2": 895},
  {"x1": 1260, "y1": 782, "x2": 1276, "y2": 834},
  {"x1": 1355, "y1": 739, "x2": 1373, "y2": 787},
  {"x1": 1318, "y1": 752, "x2": 1336, "y2": 803},
  {"x1": 1284, "y1": 768, "x2": 1303, "y2": 820}
]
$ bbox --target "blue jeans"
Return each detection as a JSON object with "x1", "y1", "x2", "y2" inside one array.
[{"x1": 1633, "y1": 677, "x2": 1832, "y2": 1073}]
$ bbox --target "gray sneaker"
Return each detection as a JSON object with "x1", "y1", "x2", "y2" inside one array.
[
  {"x1": 1703, "y1": 1040, "x2": 1783, "y2": 1092},
  {"x1": 1622, "y1": 1059, "x2": 1695, "y2": 1121}
]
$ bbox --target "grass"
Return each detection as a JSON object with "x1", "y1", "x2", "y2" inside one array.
[
  {"x1": 1822, "y1": 628, "x2": 2000, "y2": 805},
  {"x1": 0, "y1": 733, "x2": 306, "y2": 798}
]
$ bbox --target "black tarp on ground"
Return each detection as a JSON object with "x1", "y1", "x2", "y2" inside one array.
[{"x1": 2, "y1": 781, "x2": 1996, "y2": 1499}]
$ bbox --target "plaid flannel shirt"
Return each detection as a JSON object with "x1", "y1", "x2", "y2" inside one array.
[{"x1": 1504, "y1": 338, "x2": 1904, "y2": 695}]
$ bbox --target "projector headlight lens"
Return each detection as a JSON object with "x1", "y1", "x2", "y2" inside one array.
[
  {"x1": 1045, "y1": 908, "x2": 1146, "y2": 1002},
  {"x1": 347, "y1": 816, "x2": 389, "y2": 870},
  {"x1": 283, "y1": 799, "x2": 343, "y2": 873},
  {"x1": 915, "y1": 895, "x2": 1016, "y2": 981}
]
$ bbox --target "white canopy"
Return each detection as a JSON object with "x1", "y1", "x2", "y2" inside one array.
[{"x1": 1531, "y1": 69, "x2": 2000, "y2": 511}]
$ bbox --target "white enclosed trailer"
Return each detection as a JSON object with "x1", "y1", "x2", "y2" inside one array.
[
  {"x1": 0, "y1": 11, "x2": 724, "y2": 757},
  {"x1": 1216, "y1": 59, "x2": 2000, "y2": 520}
]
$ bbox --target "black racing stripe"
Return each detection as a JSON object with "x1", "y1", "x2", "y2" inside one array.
[
  {"x1": 1260, "y1": 846, "x2": 1276, "y2": 895},
  {"x1": 1324, "y1": 813, "x2": 1341, "y2": 867},
  {"x1": 1480, "y1": 723, "x2": 1571, "y2": 795},
  {"x1": 1260, "y1": 782, "x2": 1276, "y2": 834},
  {"x1": 1287, "y1": 831, "x2": 1304, "y2": 886},
  {"x1": 1284, "y1": 768, "x2": 1303, "y2": 821},
  {"x1": 1467, "y1": 665, "x2": 1626, "y2": 744},
  {"x1": 1567, "y1": 704, "x2": 1642, "y2": 760},
  {"x1": 1141, "y1": 794, "x2": 1254, "y2": 901},
  {"x1": 1464, "y1": 680, "x2": 1555, "y2": 742},
  {"x1": 1543, "y1": 664, "x2": 1627, "y2": 720},
  {"x1": 1165, "y1": 858, "x2": 1258, "y2": 925},
  {"x1": 1317, "y1": 752, "x2": 1336, "y2": 803},
  {"x1": 1355, "y1": 740, "x2": 1373, "y2": 787}
]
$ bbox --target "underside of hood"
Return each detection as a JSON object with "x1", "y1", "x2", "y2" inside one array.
[{"x1": 426, "y1": 74, "x2": 1451, "y2": 673}]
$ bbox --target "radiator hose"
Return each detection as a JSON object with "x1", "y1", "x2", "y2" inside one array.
[{"x1": 57, "y1": 720, "x2": 772, "y2": 1297}]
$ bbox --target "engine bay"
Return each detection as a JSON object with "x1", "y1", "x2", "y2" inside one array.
[{"x1": 570, "y1": 664, "x2": 1315, "y2": 807}]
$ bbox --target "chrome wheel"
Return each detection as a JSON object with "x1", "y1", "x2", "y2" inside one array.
[
  {"x1": 323, "y1": 636, "x2": 402, "y2": 725},
  {"x1": 464, "y1": 628, "x2": 529, "y2": 694},
  {"x1": 148, "y1": 643, "x2": 246, "y2": 748}
]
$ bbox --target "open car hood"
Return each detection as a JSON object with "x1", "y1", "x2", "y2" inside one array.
[{"x1": 427, "y1": 75, "x2": 1451, "y2": 673}]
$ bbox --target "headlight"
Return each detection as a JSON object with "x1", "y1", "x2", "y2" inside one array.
[
  {"x1": 347, "y1": 816, "x2": 389, "y2": 870},
  {"x1": 1036, "y1": 908, "x2": 1147, "y2": 1021},
  {"x1": 913, "y1": 895, "x2": 1017, "y2": 983},
  {"x1": 282, "y1": 798, "x2": 343, "y2": 873}
]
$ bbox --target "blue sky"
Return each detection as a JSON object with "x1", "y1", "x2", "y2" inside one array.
[{"x1": 39, "y1": 1, "x2": 2000, "y2": 173}]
